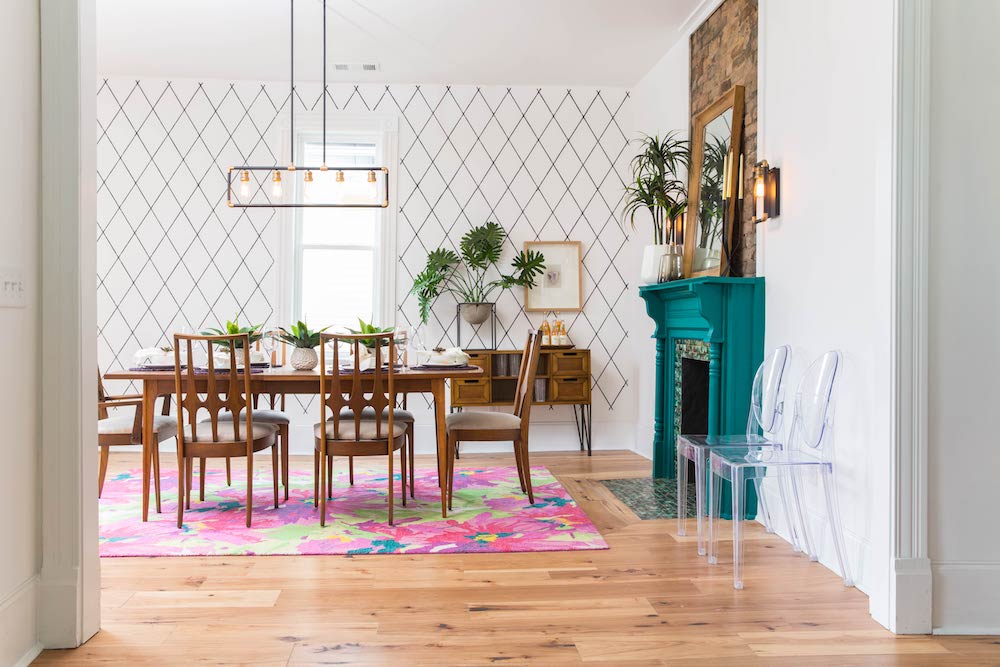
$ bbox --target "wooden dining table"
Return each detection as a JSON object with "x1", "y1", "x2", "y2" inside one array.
[{"x1": 104, "y1": 365, "x2": 484, "y2": 522}]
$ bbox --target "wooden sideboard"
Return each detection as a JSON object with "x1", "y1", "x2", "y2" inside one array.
[{"x1": 451, "y1": 348, "x2": 593, "y2": 455}]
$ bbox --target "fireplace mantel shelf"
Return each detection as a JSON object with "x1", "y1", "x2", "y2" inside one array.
[{"x1": 639, "y1": 276, "x2": 764, "y2": 479}]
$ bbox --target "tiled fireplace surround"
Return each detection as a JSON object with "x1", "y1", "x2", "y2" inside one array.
[{"x1": 95, "y1": 79, "x2": 640, "y2": 451}]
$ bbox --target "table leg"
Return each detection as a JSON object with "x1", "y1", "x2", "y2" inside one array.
[
  {"x1": 141, "y1": 381, "x2": 157, "y2": 522},
  {"x1": 431, "y1": 378, "x2": 448, "y2": 518}
]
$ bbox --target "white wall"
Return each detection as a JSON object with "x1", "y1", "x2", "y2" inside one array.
[
  {"x1": 927, "y1": 0, "x2": 1000, "y2": 634},
  {"x1": 628, "y1": 37, "x2": 690, "y2": 460},
  {"x1": 757, "y1": 0, "x2": 894, "y2": 623},
  {"x1": 0, "y1": 0, "x2": 42, "y2": 664}
]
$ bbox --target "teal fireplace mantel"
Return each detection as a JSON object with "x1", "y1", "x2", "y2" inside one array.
[{"x1": 639, "y1": 276, "x2": 765, "y2": 479}]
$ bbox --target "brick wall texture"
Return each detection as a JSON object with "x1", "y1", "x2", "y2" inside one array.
[{"x1": 690, "y1": 0, "x2": 758, "y2": 276}]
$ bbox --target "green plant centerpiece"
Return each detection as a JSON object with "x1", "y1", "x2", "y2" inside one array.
[
  {"x1": 347, "y1": 318, "x2": 395, "y2": 354},
  {"x1": 277, "y1": 320, "x2": 329, "y2": 371},
  {"x1": 410, "y1": 221, "x2": 545, "y2": 325},
  {"x1": 200, "y1": 319, "x2": 263, "y2": 348}
]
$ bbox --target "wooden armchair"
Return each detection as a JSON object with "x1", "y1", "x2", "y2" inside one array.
[{"x1": 97, "y1": 372, "x2": 176, "y2": 506}]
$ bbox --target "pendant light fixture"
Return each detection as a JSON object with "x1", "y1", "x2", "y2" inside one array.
[{"x1": 227, "y1": 0, "x2": 389, "y2": 209}]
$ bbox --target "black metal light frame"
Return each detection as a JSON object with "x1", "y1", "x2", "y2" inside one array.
[{"x1": 226, "y1": 0, "x2": 390, "y2": 209}]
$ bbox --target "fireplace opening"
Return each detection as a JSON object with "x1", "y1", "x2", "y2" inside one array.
[{"x1": 681, "y1": 357, "x2": 709, "y2": 479}]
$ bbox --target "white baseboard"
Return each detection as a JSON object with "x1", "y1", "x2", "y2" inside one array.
[
  {"x1": 890, "y1": 557, "x2": 932, "y2": 634},
  {"x1": 931, "y1": 561, "x2": 1000, "y2": 635},
  {"x1": 0, "y1": 576, "x2": 39, "y2": 667}
]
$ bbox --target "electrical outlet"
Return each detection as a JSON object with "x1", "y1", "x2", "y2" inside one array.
[{"x1": 0, "y1": 266, "x2": 26, "y2": 308}]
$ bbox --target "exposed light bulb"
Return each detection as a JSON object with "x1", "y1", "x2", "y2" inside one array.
[
  {"x1": 271, "y1": 170, "x2": 283, "y2": 199},
  {"x1": 367, "y1": 170, "x2": 376, "y2": 183},
  {"x1": 304, "y1": 170, "x2": 314, "y2": 184},
  {"x1": 335, "y1": 170, "x2": 345, "y2": 183},
  {"x1": 238, "y1": 170, "x2": 251, "y2": 199}
]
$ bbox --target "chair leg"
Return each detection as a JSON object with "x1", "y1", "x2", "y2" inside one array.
[
  {"x1": 153, "y1": 444, "x2": 162, "y2": 513},
  {"x1": 732, "y1": 469, "x2": 745, "y2": 590},
  {"x1": 513, "y1": 442, "x2": 527, "y2": 493},
  {"x1": 280, "y1": 425, "x2": 289, "y2": 501},
  {"x1": 348, "y1": 456, "x2": 354, "y2": 486},
  {"x1": 176, "y1": 451, "x2": 185, "y2": 529},
  {"x1": 272, "y1": 444, "x2": 279, "y2": 509},
  {"x1": 821, "y1": 467, "x2": 854, "y2": 587},
  {"x1": 313, "y1": 450, "x2": 320, "y2": 508},
  {"x1": 319, "y1": 443, "x2": 328, "y2": 527},
  {"x1": 789, "y1": 469, "x2": 815, "y2": 560},
  {"x1": 400, "y1": 441, "x2": 407, "y2": 508},
  {"x1": 226, "y1": 457, "x2": 232, "y2": 486},
  {"x1": 245, "y1": 451, "x2": 253, "y2": 528},
  {"x1": 677, "y1": 445, "x2": 688, "y2": 537},
  {"x1": 328, "y1": 454, "x2": 334, "y2": 499},
  {"x1": 519, "y1": 437, "x2": 534, "y2": 505},
  {"x1": 408, "y1": 427, "x2": 415, "y2": 499},
  {"x1": 708, "y1": 465, "x2": 722, "y2": 565},
  {"x1": 388, "y1": 444, "x2": 395, "y2": 526},
  {"x1": 98, "y1": 446, "x2": 110, "y2": 498},
  {"x1": 199, "y1": 457, "x2": 206, "y2": 502},
  {"x1": 185, "y1": 458, "x2": 193, "y2": 509},
  {"x1": 446, "y1": 432, "x2": 457, "y2": 511}
]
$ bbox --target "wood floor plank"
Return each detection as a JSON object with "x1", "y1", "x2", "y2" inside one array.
[{"x1": 34, "y1": 451, "x2": 1000, "y2": 667}]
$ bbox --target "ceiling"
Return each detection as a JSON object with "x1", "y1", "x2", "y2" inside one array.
[{"x1": 96, "y1": 0, "x2": 702, "y2": 87}]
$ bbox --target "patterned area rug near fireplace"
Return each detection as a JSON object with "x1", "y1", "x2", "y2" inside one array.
[
  {"x1": 99, "y1": 465, "x2": 608, "y2": 557},
  {"x1": 599, "y1": 478, "x2": 697, "y2": 520}
]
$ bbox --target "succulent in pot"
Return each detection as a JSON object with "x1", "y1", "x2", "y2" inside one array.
[
  {"x1": 200, "y1": 319, "x2": 263, "y2": 348},
  {"x1": 277, "y1": 321, "x2": 329, "y2": 371},
  {"x1": 347, "y1": 318, "x2": 395, "y2": 357}
]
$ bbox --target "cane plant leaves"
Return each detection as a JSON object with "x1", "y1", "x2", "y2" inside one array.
[
  {"x1": 622, "y1": 132, "x2": 691, "y2": 244},
  {"x1": 409, "y1": 222, "x2": 545, "y2": 324}
]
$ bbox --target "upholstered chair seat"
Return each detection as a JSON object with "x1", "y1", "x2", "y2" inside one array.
[
  {"x1": 340, "y1": 406, "x2": 415, "y2": 423},
  {"x1": 99, "y1": 413, "x2": 176, "y2": 438},
  {"x1": 315, "y1": 420, "x2": 407, "y2": 441},
  {"x1": 190, "y1": 420, "x2": 278, "y2": 445},
  {"x1": 446, "y1": 411, "x2": 520, "y2": 431}
]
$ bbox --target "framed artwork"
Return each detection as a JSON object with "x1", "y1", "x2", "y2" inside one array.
[{"x1": 524, "y1": 240, "x2": 583, "y2": 312}]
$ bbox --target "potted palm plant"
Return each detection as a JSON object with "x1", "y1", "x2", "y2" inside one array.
[
  {"x1": 622, "y1": 132, "x2": 690, "y2": 283},
  {"x1": 410, "y1": 221, "x2": 545, "y2": 325},
  {"x1": 277, "y1": 321, "x2": 329, "y2": 370}
]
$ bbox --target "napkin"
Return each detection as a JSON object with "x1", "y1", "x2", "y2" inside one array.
[
  {"x1": 414, "y1": 347, "x2": 470, "y2": 366},
  {"x1": 133, "y1": 347, "x2": 175, "y2": 367}
]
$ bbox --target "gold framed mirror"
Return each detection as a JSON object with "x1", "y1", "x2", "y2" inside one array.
[{"x1": 683, "y1": 85, "x2": 745, "y2": 277}]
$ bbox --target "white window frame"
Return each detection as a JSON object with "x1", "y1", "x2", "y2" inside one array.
[{"x1": 276, "y1": 111, "x2": 399, "y2": 329}]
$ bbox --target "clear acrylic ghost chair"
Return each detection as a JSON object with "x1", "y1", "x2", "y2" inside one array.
[
  {"x1": 676, "y1": 345, "x2": 794, "y2": 557},
  {"x1": 708, "y1": 350, "x2": 853, "y2": 590}
]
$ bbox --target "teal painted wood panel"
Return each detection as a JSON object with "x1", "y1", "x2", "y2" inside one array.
[{"x1": 639, "y1": 276, "x2": 765, "y2": 520}]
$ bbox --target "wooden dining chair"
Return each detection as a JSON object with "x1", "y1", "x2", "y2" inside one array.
[
  {"x1": 173, "y1": 333, "x2": 280, "y2": 528},
  {"x1": 209, "y1": 335, "x2": 292, "y2": 502},
  {"x1": 338, "y1": 392, "x2": 416, "y2": 500},
  {"x1": 315, "y1": 332, "x2": 408, "y2": 526},
  {"x1": 445, "y1": 329, "x2": 543, "y2": 510},
  {"x1": 97, "y1": 371, "x2": 176, "y2": 505}
]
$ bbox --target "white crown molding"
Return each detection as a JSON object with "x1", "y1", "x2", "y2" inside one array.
[
  {"x1": 678, "y1": 0, "x2": 725, "y2": 40},
  {"x1": 888, "y1": 0, "x2": 932, "y2": 634}
]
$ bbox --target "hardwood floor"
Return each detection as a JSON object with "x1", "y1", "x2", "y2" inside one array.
[{"x1": 35, "y1": 450, "x2": 998, "y2": 666}]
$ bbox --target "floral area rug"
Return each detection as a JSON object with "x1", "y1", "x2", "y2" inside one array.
[{"x1": 99, "y1": 465, "x2": 608, "y2": 556}]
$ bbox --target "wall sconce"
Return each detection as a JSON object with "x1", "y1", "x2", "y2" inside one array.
[{"x1": 752, "y1": 160, "x2": 780, "y2": 223}]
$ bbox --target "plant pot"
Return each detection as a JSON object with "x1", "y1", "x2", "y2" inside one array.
[
  {"x1": 640, "y1": 244, "x2": 671, "y2": 284},
  {"x1": 290, "y1": 347, "x2": 318, "y2": 371},
  {"x1": 459, "y1": 302, "x2": 494, "y2": 325}
]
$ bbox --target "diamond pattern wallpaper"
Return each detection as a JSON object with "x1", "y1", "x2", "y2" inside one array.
[{"x1": 96, "y1": 78, "x2": 636, "y2": 434}]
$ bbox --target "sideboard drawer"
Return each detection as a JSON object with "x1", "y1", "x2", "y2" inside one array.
[
  {"x1": 550, "y1": 377, "x2": 590, "y2": 403},
  {"x1": 551, "y1": 351, "x2": 590, "y2": 376},
  {"x1": 453, "y1": 378, "x2": 491, "y2": 404},
  {"x1": 466, "y1": 352, "x2": 491, "y2": 375}
]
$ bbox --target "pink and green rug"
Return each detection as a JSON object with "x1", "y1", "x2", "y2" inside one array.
[{"x1": 99, "y1": 465, "x2": 608, "y2": 557}]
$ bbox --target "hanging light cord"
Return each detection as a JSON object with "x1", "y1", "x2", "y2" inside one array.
[
  {"x1": 322, "y1": 0, "x2": 327, "y2": 165},
  {"x1": 290, "y1": 0, "x2": 295, "y2": 166}
]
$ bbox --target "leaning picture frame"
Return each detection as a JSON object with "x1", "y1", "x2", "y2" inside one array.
[{"x1": 524, "y1": 241, "x2": 583, "y2": 312}]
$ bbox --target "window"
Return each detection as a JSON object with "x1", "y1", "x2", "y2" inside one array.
[{"x1": 290, "y1": 137, "x2": 391, "y2": 329}]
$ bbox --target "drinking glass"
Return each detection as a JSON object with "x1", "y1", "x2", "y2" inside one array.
[
  {"x1": 394, "y1": 327, "x2": 409, "y2": 368},
  {"x1": 260, "y1": 326, "x2": 276, "y2": 367}
]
